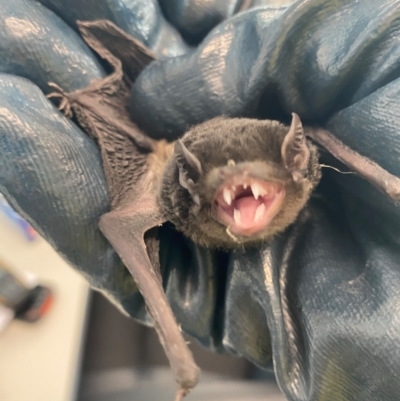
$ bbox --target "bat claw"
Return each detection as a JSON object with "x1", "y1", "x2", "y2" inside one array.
[
  {"x1": 174, "y1": 388, "x2": 188, "y2": 401},
  {"x1": 47, "y1": 82, "x2": 67, "y2": 95},
  {"x1": 46, "y1": 82, "x2": 73, "y2": 119}
]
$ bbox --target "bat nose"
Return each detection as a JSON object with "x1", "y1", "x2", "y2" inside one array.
[{"x1": 218, "y1": 163, "x2": 251, "y2": 178}]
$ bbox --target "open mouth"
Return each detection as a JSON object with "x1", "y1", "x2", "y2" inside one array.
[{"x1": 213, "y1": 179, "x2": 285, "y2": 237}]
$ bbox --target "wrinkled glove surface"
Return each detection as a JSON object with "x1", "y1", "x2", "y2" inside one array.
[{"x1": 1, "y1": 1, "x2": 400, "y2": 400}]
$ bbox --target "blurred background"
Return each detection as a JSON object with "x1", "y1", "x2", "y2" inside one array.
[{"x1": 0, "y1": 194, "x2": 285, "y2": 401}]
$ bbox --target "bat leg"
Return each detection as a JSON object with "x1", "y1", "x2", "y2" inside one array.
[
  {"x1": 306, "y1": 127, "x2": 400, "y2": 203},
  {"x1": 99, "y1": 208, "x2": 200, "y2": 398}
]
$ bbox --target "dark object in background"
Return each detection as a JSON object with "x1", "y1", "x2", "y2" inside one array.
[
  {"x1": 16, "y1": 285, "x2": 54, "y2": 323},
  {"x1": 0, "y1": 262, "x2": 53, "y2": 325}
]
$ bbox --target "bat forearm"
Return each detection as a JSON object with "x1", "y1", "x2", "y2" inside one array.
[{"x1": 305, "y1": 127, "x2": 400, "y2": 203}]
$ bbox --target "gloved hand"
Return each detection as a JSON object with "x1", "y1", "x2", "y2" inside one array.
[{"x1": 1, "y1": 1, "x2": 400, "y2": 401}]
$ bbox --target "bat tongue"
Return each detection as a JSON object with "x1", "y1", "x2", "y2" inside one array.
[{"x1": 234, "y1": 196, "x2": 263, "y2": 227}]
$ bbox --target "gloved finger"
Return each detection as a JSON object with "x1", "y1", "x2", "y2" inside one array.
[
  {"x1": 36, "y1": 0, "x2": 190, "y2": 57},
  {"x1": 130, "y1": 0, "x2": 400, "y2": 156},
  {"x1": 159, "y1": 0, "x2": 293, "y2": 45},
  {"x1": 222, "y1": 197, "x2": 400, "y2": 401},
  {"x1": 159, "y1": 225, "x2": 228, "y2": 350},
  {"x1": 159, "y1": 0, "x2": 244, "y2": 45},
  {"x1": 0, "y1": 74, "x2": 147, "y2": 318},
  {"x1": 0, "y1": 0, "x2": 105, "y2": 94}
]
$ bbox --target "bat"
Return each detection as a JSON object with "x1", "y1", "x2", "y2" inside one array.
[{"x1": 47, "y1": 20, "x2": 400, "y2": 401}]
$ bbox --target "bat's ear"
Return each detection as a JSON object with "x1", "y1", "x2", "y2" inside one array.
[
  {"x1": 281, "y1": 113, "x2": 310, "y2": 182},
  {"x1": 174, "y1": 140, "x2": 202, "y2": 205}
]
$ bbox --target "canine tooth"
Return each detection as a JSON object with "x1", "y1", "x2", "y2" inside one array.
[
  {"x1": 251, "y1": 182, "x2": 266, "y2": 199},
  {"x1": 243, "y1": 183, "x2": 248, "y2": 189},
  {"x1": 254, "y1": 203, "x2": 266, "y2": 222},
  {"x1": 234, "y1": 208, "x2": 242, "y2": 224},
  {"x1": 223, "y1": 188, "x2": 232, "y2": 205}
]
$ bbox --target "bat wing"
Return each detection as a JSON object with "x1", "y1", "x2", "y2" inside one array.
[
  {"x1": 77, "y1": 19, "x2": 156, "y2": 85},
  {"x1": 305, "y1": 127, "x2": 400, "y2": 203},
  {"x1": 48, "y1": 20, "x2": 200, "y2": 399}
]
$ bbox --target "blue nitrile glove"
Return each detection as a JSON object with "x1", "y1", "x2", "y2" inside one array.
[{"x1": 1, "y1": 1, "x2": 400, "y2": 400}]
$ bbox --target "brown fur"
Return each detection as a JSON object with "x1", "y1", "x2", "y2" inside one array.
[{"x1": 159, "y1": 117, "x2": 321, "y2": 249}]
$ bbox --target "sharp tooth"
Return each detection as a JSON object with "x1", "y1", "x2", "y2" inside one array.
[
  {"x1": 223, "y1": 188, "x2": 232, "y2": 205},
  {"x1": 254, "y1": 203, "x2": 266, "y2": 222},
  {"x1": 251, "y1": 182, "x2": 267, "y2": 199},
  {"x1": 243, "y1": 183, "x2": 248, "y2": 189},
  {"x1": 251, "y1": 182, "x2": 260, "y2": 199},
  {"x1": 234, "y1": 208, "x2": 242, "y2": 224}
]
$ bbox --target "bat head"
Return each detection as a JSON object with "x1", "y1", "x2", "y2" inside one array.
[{"x1": 160, "y1": 114, "x2": 321, "y2": 249}]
